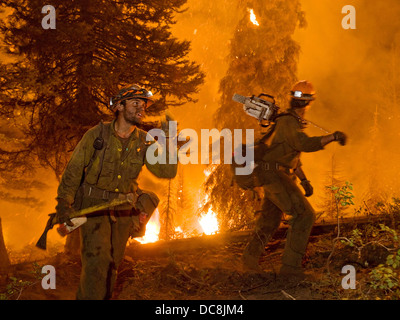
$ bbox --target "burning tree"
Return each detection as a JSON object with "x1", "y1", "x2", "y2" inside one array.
[
  {"x1": 172, "y1": 166, "x2": 194, "y2": 238},
  {"x1": 202, "y1": 0, "x2": 306, "y2": 231},
  {"x1": 159, "y1": 165, "x2": 193, "y2": 240},
  {"x1": 160, "y1": 179, "x2": 177, "y2": 241}
]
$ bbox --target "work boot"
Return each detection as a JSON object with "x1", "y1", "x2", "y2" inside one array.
[
  {"x1": 242, "y1": 231, "x2": 269, "y2": 273},
  {"x1": 279, "y1": 264, "x2": 304, "y2": 276},
  {"x1": 277, "y1": 264, "x2": 306, "y2": 284}
]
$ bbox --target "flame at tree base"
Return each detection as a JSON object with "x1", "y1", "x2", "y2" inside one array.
[
  {"x1": 129, "y1": 198, "x2": 221, "y2": 244},
  {"x1": 199, "y1": 208, "x2": 220, "y2": 235},
  {"x1": 133, "y1": 208, "x2": 161, "y2": 244}
]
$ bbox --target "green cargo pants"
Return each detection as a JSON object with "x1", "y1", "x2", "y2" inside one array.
[
  {"x1": 76, "y1": 211, "x2": 133, "y2": 300},
  {"x1": 243, "y1": 169, "x2": 316, "y2": 268}
]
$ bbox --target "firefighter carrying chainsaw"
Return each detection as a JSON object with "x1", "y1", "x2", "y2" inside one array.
[
  {"x1": 46, "y1": 84, "x2": 177, "y2": 300},
  {"x1": 232, "y1": 80, "x2": 347, "y2": 280}
]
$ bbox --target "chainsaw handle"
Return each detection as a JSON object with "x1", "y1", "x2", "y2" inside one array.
[{"x1": 257, "y1": 93, "x2": 275, "y2": 103}]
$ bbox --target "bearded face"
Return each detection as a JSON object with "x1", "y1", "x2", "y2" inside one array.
[{"x1": 120, "y1": 99, "x2": 147, "y2": 125}]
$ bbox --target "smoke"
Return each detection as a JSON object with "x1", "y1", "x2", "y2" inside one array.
[
  {"x1": 168, "y1": 1, "x2": 244, "y2": 204},
  {"x1": 294, "y1": 0, "x2": 400, "y2": 209},
  {"x1": 3, "y1": 1, "x2": 400, "y2": 250},
  {"x1": 170, "y1": 0, "x2": 400, "y2": 215},
  {"x1": 0, "y1": 167, "x2": 60, "y2": 250}
]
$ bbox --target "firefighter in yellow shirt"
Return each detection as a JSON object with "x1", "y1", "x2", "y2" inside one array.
[
  {"x1": 56, "y1": 84, "x2": 177, "y2": 299},
  {"x1": 242, "y1": 81, "x2": 347, "y2": 279}
]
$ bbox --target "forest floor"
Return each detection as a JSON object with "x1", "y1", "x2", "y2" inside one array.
[{"x1": 1, "y1": 213, "x2": 399, "y2": 301}]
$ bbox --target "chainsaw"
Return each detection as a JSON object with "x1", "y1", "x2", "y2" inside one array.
[
  {"x1": 232, "y1": 93, "x2": 331, "y2": 133},
  {"x1": 232, "y1": 93, "x2": 280, "y2": 125}
]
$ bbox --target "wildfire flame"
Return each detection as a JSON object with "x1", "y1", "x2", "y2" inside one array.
[
  {"x1": 203, "y1": 165, "x2": 217, "y2": 177},
  {"x1": 132, "y1": 189, "x2": 221, "y2": 244},
  {"x1": 175, "y1": 226, "x2": 183, "y2": 233},
  {"x1": 199, "y1": 207, "x2": 219, "y2": 235},
  {"x1": 134, "y1": 208, "x2": 161, "y2": 244},
  {"x1": 248, "y1": 8, "x2": 260, "y2": 26}
]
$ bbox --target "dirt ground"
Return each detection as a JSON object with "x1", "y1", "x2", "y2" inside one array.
[{"x1": 1, "y1": 218, "x2": 398, "y2": 301}]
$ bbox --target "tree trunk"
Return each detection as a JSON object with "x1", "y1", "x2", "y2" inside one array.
[
  {"x1": 0, "y1": 217, "x2": 11, "y2": 272},
  {"x1": 165, "y1": 180, "x2": 171, "y2": 240}
]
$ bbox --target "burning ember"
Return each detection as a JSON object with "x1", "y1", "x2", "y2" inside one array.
[
  {"x1": 248, "y1": 8, "x2": 260, "y2": 26},
  {"x1": 199, "y1": 208, "x2": 219, "y2": 235}
]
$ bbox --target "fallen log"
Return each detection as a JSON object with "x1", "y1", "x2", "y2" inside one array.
[{"x1": 125, "y1": 214, "x2": 392, "y2": 259}]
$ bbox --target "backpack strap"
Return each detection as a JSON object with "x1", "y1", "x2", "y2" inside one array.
[
  {"x1": 84, "y1": 121, "x2": 111, "y2": 184},
  {"x1": 136, "y1": 128, "x2": 153, "y2": 161},
  {"x1": 93, "y1": 121, "x2": 112, "y2": 184},
  {"x1": 74, "y1": 121, "x2": 108, "y2": 209},
  {"x1": 257, "y1": 111, "x2": 303, "y2": 144}
]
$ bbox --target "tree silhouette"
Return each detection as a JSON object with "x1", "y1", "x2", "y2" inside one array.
[
  {"x1": 201, "y1": 0, "x2": 305, "y2": 230},
  {"x1": 159, "y1": 179, "x2": 177, "y2": 241},
  {"x1": 361, "y1": 106, "x2": 388, "y2": 209},
  {"x1": 0, "y1": 0, "x2": 204, "y2": 179}
]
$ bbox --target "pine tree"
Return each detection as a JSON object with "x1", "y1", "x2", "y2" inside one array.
[
  {"x1": 175, "y1": 165, "x2": 200, "y2": 237},
  {"x1": 173, "y1": 165, "x2": 188, "y2": 236},
  {"x1": 202, "y1": 0, "x2": 305, "y2": 230},
  {"x1": 362, "y1": 106, "x2": 387, "y2": 208},
  {"x1": 159, "y1": 179, "x2": 177, "y2": 240},
  {"x1": 214, "y1": 1, "x2": 305, "y2": 131},
  {"x1": 159, "y1": 165, "x2": 192, "y2": 240},
  {"x1": 0, "y1": 0, "x2": 204, "y2": 179}
]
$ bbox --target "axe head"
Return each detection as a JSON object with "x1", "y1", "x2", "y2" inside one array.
[
  {"x1": 57, "y1": 217, "x2": 87, "y2": 237},
  {"x1": 36, "y1": 213, "x2": 56, "y2": 250}
]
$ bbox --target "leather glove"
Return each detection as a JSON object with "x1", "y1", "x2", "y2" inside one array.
[
  {"x1": 333, "y1": 131, "x2": 347, "y2": 146},
  {"x1": 300, "y1": 179, "x2": 313, "y2": 197},
  {"x1": 55, "y1": 198, "x2": 74, "y2": 226}
]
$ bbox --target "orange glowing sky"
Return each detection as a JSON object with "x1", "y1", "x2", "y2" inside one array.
[{"x1": 1, "y1": 1, "x2": 400, "y2": 249}]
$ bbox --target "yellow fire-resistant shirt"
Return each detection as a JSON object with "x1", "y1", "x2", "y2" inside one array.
[
  {"x1": 57, "y1": 119, "x2": 177, "y2": 207},
  {"x1": 261, "y1": 110, "x2": 324, "y2": 169}
]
